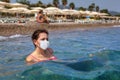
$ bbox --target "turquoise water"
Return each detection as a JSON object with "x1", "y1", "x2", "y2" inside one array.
[{"x1": 0, "y1": 26, "x2": 120, "y2": 80}]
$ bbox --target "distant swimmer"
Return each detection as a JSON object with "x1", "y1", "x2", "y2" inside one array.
[
  {"x1": 36, "y1": 10, "x2": 49, "y2": 24},
  {"x1": 26, "y1": 29, "x2": 57, "y2": 65}
]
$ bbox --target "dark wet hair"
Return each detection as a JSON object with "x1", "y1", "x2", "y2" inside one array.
[
  {"x1": 39, "y1": 10, "x2": 43, "y2": 14},
  {"x1": 32, "y1": 29, "x2": 49, "y2": 47}
]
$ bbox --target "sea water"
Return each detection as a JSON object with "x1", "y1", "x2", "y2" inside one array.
[{"x1": 0, "y1": 26, "x2": 120, "y2": 80}]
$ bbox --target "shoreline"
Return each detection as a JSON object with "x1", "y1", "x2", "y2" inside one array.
[{"x1": 0, "y1": 22, "x2": 120, "y2": 36}]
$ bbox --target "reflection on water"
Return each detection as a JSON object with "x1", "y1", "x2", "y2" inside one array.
[{"x1": 0, "y1": 27, "x2": 120, "y2": 80}]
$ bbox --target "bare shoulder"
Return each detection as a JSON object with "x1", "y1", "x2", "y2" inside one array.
[
  {"x1": 26, "y1": 55, "x2": 33, "y2": 62},
  {"x1": 26, "y1": 55, "x2": 36, "y2": 65}
]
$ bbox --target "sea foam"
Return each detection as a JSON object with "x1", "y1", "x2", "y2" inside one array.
[
  {"x1": 0, "y1": 36, "x2": 8, "y2": 41},
  {"x1": 113, "y1": 25, "x2": 120, "y2": 27},
  {"x1": 0, "y1": 34, "x2": 27, "y2": 41}
]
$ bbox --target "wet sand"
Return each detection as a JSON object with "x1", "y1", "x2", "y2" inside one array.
[{"x1": 0, "y1": 21, "x2": 120, "y2": 36}]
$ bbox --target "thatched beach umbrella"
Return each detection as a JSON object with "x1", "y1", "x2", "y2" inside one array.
[
  {"x1": 100, "y1": 16, "x2": 117, "y2": 20},
  {"x1": 62, "y1": 9, "x2": 70, "y2": 15},
  {"x1": 8, "y1": 7, "x2": 30, "y2": 17},
  {"x1": 28, "y1": 9, "x2": 40, "y2": 18},
  {"x1": 79, "y1": 10, "x2": 88, "y2": 17},
  {"x1": 99, "y1": 13, "x2": 109, "y2": 16},
  {"x1": 0, "y1": 7, "x2": 5, "y2": 14},
  {"x1": 0, "y1": 1, "x2": 9, "y2": 6},
  {"x1": 84, "y1": 11, "x2": 91, "y2": 15},
  {"x1": 45, "y1": 7, "x2": 60, "y2": 10},
  {"x1": 8, "y1": 7, "x2": 20, "y2": 13},
  {"x1": 0, "y1": 7, "x2": 9, "y2": 13},
  {"x1": 62, "y1": 9, "x2": 80, "y2": 15},
  {"x1": 0, "y1": 6, "x2": 4, "y2": 10},
  {"x1": 30, "y1": 7, "x2": 44, "y2": 18},
  {"x1": 29, "y1": 9, "x2": 39, "y2": 13},
  {"x1": 24, "y1": 10, "x2": 32, "y2": 14},
  {"x1": 88, "y1": 11, "x2": 100, "y2": 17},
  {"x1": 70, "y1": 10, "x2": 80, "y2": 15},
  {"x1": 0, "y1": 8, "x2": 10, "y2": 17},
  {"x1": 81, "y1": 11, "x2": 95, "y2": 17},
  {"x1": 8, "y1": 7, "x2": 29, "y2": 13},
  {"x1": 9, "y1": 3, "x2": 28, "y2": 8},
  {"x1": 31, "y1": 7, "x2": 44, "y2": 10},
  {"x1": 44, "y1": 7, "x2": 62, "y2": 15},
  {"x1": 79, "y1": 10, "x2": 86, "y2": 14},
  {"x1": 0, "y1": 4, "x2": 4, "y2": 7}
]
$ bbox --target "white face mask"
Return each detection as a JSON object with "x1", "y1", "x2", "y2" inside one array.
[{"x1": 39, "y1": 40, "x2": 49, "y2": 50}]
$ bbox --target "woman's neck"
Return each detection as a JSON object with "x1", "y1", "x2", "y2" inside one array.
[{"x1": 34, "y1": 47, "x2": 45, "y2": 55}]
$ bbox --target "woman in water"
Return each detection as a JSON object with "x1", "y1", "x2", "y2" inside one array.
[
  {"x1": 26, "y1": 29, "x2": 57, "y2": 64},
  {"x1": 36, "y1": 10, "x2": 49, "y2": 23}
]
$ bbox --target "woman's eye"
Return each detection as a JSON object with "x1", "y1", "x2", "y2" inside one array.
[
  {"x1": 41, "y1": 38, "x2": 48, "y2": 41},
  {"x1": 41, "y1": 39, "x2": 44, "y2": 40}
]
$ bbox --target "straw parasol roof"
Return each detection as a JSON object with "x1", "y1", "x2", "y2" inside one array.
[
  {"x1": 45, "y1": 7, "x2": 59, "y2": 10},
  {"x1": 31, "y1": 7, "x2": 44, "y2": 10},
  {"x1": 8, "y1": 9, "x2": 20, "y2": 13},
  {"x1": 0, "y1": 1, "x2": 9, "y2": 6},
  {"x1": 9, "y1": 3, "x2": 28, "y2": 8},
  {"x1": 0, "y1": 7, "x2": 9, "y2": 13},
  {"x1": 44, "y1": 7, "x2": 62, "y2": 15},
  {"x1": 70, "y1": 10, "x2": 80, "y2": 15},
  {"x1": 87, "y1": 11, "x2": 100, "y2": 17},
  {"x1": 1, "y1": 9, "x2": 9, "y2": 13},
  {"x1": 79, "y1": 10, "x2": 109, "y2": 17},
  {"x1": 79, "y1": 10, "x2": 86, "y2": 14},
  {"x1": 84, "y1": 11, "x2": 91, "y2": 15},
  {"x1": 0, "y1": 6, "x2": 4, "y2": 10},
  {"x1": 29, "y1": 9, "x2": 39, "y2": 13},
  {"x1": 61, "y1": 9, "x2": 70, "y2": 15},
  {"x1": 23, "y1": 10, "x2": 32, "y2": 14},
  {"x1": 0, "y1": 4, "x2": 4, "y2": 7},
  {"x1": 99, "y1": 13, "x2": 109, "y2": 16},
  {"x1": 80, "y1": 11, "x2": 94, "y2": 17},
  {"x1": 8, "y1": 7, "x2": 29, "y2": 13},
  {"x1": 100, "y1": 16, "x2": 117, "y2": 19},
  {"x1": 62, "y1": 9, "x2": 80, "y2": 15}
]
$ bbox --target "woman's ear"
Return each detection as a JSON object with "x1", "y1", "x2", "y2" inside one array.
[{"x1": 33, "y1": 40, "x2": 38, "y2": 46}]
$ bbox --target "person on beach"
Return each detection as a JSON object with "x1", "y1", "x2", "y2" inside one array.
[
  {"x1": 26, "y1": 29, "x2": 57, "y2": 64},
  {"x1": 36, "y1": 10, "x2": 49, "y2": 23}
]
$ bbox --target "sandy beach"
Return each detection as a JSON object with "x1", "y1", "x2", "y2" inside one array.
[{"x1": 0, "y1": 21, "x2": 120, "y2": 36}]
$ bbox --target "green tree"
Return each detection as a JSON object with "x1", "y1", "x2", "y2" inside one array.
[
  {"x1": 91, "y1": 3, "x2": 95, "y2": 11},
  {"x1": 16, "y1": 0, "x2": 30, "y2": 5},
  {"x1": 96, "y1": 6, "x2": 99, "y2": 12},
  {"x1": 36, "y1": 0, "x2": 43, "y2": 7},
  {"x1": 53, "y1": 0, "x2": 59, "y2": 7},
  {"x1": 69, "y1": 2, "x2": 75, "y2": 9},
  {"x1": 62, "y1": 0, "x2": 67, "y2": 8},
  {"x1": 38, "y1": 0, "x2": 42, "y2": 4},
  {"x1": 0, "y1": 0, "x2": 10, "y2": 3},
  {"x1": 100, "y1": 9, "x2": 109, "y2": 13},
  {"x1": 115, "y1": 14, "x2": 120, "y2": 17},
  {"x1": 79, "y1": 7, "x2": 86, "y2": 11},
  {"x1": 47, "y1": 3, "x2": 54, "y2": 7},
  {"x1": 100, "y1": 9, "x2": 111, "y2": 15},
  {"x1": 29, "y1": 0, "x2": 43, "y2": 7},
  {"x1": 88, "y1": 3, "x2": 95, "y2": 11},
  {"x1": 29, "y1": 3, "x2": 37, "y2": 7},
  {"x1": 88, "y1": 5, "x2": 94, "y2": 11}
]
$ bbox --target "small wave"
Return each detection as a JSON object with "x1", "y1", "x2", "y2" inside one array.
[
  {"x1": 9, "y1": 34, "x2": 24, "y2": 38},
  {"x1": 0, "y1": 36, "x2": 8, "y2": 41},
  {"x1": 0, "y1": 34, "x2": 28, "y2": 41},
  {"x1": 113, "y1": 25, "x2": 120, "y2": 27}
]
